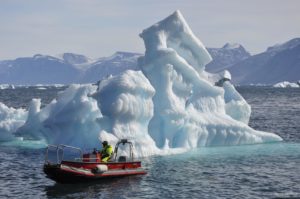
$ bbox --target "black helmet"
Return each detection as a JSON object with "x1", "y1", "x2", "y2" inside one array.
[{"x1": 102, "y1": 141, "x2": 108, "y2": 146}]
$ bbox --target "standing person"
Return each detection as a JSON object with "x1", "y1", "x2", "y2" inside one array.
[{"x1": 100, "y1": 141, "x2": 113, "y2": 162}]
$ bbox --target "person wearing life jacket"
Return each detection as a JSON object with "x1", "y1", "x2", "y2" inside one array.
[{"x1": 100, "y1": 141, "x2": 113, "y2": 162}]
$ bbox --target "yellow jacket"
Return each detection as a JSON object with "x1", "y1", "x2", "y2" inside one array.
[{"x1": 101, "y1": 145, "x2": 113, "y2": 162}]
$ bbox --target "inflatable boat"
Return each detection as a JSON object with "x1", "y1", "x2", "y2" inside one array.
[{"x1": 43, "y1": 139, "x2": 147, "y2": 183}]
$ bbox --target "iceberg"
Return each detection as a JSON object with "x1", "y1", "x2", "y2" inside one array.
[
  {"x1": 0, "y1": 11, "x2": 282, "y2": 156},
  {"x1": 138, "y1": 10, "x2": 281, "y2": 149},
  {"x1": 0, "y1": 84, "x2": 15, "y2": 90},
  {"x1": 273, "y1": 81, "x2": 300, "y2": 88}
]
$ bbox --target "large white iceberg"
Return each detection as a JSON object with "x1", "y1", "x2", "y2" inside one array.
[
  {"x1": 0, "y1": 11, "x2": 282, "y2": 157},
  {"x1": 138, "y1": 10, "x2": 281, "y2": 149}
]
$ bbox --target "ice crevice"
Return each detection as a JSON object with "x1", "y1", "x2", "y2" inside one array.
[{"x1": 0, "y1": 10, "x2": 282, "y2": 157}]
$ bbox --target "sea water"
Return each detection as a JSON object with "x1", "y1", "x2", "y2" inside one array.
[{"x1": 0, "y1": 86, "x2": 299, "y2": 199}]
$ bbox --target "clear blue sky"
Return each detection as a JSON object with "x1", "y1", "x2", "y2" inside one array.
[{"x1": 1, "y1": 0, "x2": 299, "y2": 60}]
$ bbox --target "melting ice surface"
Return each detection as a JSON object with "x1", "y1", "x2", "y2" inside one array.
[{"x1": 0, "y1": 11, "x2": 282, "y2": 157}]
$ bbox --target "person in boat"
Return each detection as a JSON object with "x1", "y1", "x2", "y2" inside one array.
[{"x1": 100, "y1": 141, "x2": 113, "y2": 162}]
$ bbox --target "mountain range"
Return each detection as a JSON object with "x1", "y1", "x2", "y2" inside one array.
[
  {"x1": 0, "y1": 38, "x2": 299, "y2": 85},
  {"x1": 0, "y1": 52, "x2": 140, "y2": 85},
  {"x1": 206, "y1": 43, "x2": 251, "y2": 73},
  {"x1": 225, "y1": 38, "x2": 300, "y2": 85}
]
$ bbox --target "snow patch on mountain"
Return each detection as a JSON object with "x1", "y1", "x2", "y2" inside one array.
[{"x1": 206, "y1": 43, "x2": 251, "y2": 73}]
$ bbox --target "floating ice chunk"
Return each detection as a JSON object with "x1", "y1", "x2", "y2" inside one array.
[
  {"x1": 273, "y1": 81, "x2": 300, "y2": 88},
  {"x1": 0, "y1": 84, "x2": 15, "y2": 89}
]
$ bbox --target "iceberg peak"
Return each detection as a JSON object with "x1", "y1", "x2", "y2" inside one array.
[{"x1": 140, "y1": 10, "x2": 212, "y2": 73}]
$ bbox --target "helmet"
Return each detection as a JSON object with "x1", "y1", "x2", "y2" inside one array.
[{"x1": 102, "y1": 141, "x2": 108, "y2": 146}]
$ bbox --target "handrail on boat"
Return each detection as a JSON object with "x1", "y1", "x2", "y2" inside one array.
[
  {"x1": 45, "y1": 139, "x2": 136, "y2": 165},
  {"x1": 112, "y1": 139, "x2": 134, "y2": 162},
  {"x1": 45, "y1": 144, "x2": 83, "y2": 165}
]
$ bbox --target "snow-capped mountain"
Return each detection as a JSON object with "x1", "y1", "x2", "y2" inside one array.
[
  {"x1": 0, "y1": 52, "x2": 140, "y2": 85},
  {"x1": 0, "y1": 54, "x2": 80, "y2": 84},
  {"x1": 227, "y1": 38, "x2": 300, "y2": 85},
  {"x1": 205, "y1": 43, "x2": 251, "y2": 73},
  {"x1": 266, "y1": 38, "x2": 300, "y2": 53},
  {"x1": 61, "y1": 53, "x2": 90, "y2": 65},
  {"x1": 80, "y1": 51, "x2": 141, "y2": 83}
]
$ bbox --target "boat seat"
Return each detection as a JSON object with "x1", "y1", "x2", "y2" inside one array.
[{"x1": 118, "y1": 156, "x2": 127, "y2": 162}]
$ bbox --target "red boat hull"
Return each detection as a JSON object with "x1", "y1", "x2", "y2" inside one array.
[{"x1": 44, "y1": 161, "x2": 147, "y2": 183}]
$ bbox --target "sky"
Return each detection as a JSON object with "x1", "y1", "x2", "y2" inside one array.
[{"x1": 0, "y1": 0, "x2": 300, "y2": 60}]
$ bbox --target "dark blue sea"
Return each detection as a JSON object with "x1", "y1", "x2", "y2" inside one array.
[{"x1": 0, "y1": 86, "x2": 300, "y2": 199}]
